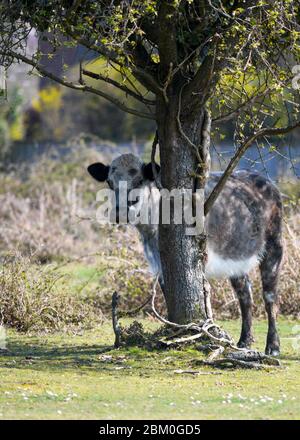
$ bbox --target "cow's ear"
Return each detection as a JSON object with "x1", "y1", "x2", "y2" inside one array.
[
  {"x1": 87, "y1": 163, "x2": 110, "y2": 182},
  {"x1": 143, "y1": 162, "x2": 160, "y2": 181}
]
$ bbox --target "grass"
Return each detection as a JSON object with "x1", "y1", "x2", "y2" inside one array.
[
  {"x1": 0, "y1": 317, "x2": 299, "y2": 420},
  {"x1": 56, "y1": 262, "x2": 106, "y2": 293}
]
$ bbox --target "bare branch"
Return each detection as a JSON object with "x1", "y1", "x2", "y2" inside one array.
[
  {"x1": 2, "y1": 50, "x2": 155, "y2": 120},
  {"x1": 65, "y1": 28, "x2": 162, "y2": 95},
  {"x1": 64, "y1": 28, "x2": 121, "y2": 64},
  {"x1": 205, "y1": 120, "x2": 300, "y2": 215},
  {"x1": 112, "y1": 291, "x2": 121, "y2": 348},
  {"x1": 82, "y1": 68, "x2": 155, "y2": 105},
  {"x1": 131, "y1": 66, "x2": 163, "y2": 96}
]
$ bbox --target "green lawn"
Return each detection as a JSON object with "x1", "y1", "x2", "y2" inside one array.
[{"x1": 0, "y1": 317, "x2": 299, "y2": 420}]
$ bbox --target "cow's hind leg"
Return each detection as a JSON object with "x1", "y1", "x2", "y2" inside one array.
[
  {"x1": 230, "y1": 275, "x2": 254, "y2": 348},
  {"x1": 260, "y1": 239, "x2": 283, "y2": 356}
]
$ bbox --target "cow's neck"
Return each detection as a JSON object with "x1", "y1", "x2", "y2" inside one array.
[{"x1": 134, "y1": 182, "x2": 161, "y2": 276}]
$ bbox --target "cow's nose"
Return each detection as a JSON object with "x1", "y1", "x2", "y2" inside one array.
[
  {"x1": 114, "y1": 206, "x2": 129, "y2": 224},
  {"x1": 128, "y1": 196, "x2": 139, "y2": 207}
]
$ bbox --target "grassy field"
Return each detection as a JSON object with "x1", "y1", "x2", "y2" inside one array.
[{"x1": 0, "y1": 317, "x2": 299, "y2": 420}]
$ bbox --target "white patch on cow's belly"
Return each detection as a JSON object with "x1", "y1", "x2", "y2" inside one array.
[{"x1": 206, "y1": 249, "x2": 260, "y2": 279}]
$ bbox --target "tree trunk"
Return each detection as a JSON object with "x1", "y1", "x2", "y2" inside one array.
[{"x1": 157, "y1": 96, "x2": 212, "y2": 324}]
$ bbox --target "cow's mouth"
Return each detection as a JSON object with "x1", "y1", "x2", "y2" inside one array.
[{"x1": 128, "y1": 196, "x2": 140, "y2": 207}]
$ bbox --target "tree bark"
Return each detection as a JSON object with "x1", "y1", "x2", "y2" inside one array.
[{"x1": 157, "y1": 95, "x2": 212, "y2": 324}]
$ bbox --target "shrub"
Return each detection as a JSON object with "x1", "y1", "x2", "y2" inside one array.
[{"x1": 0, "y1": 255, "x2": 102, "y2": 332}]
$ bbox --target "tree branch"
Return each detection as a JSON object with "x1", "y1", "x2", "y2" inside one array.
[
  {"x1": 112, "y1": 291, "x2": 121, "y2": 348},
  {"x1": 2, "y1": 50, "x2": 155, "y2": 120},
  {"x1": 64, "y1": 28, "x2": 121, "y2": 64},
  {"x1": 204, "y1": 120, "x2": 300, "y2": 215},
  {"x1": 212, "y1": 87, "x2": 273, "y2": 124},
  {"x1": 65, "y1": 28, "x2": 162, "y2": 95},
  {"x1": 184, "y1": 35, "x2": 220, "y2": 105},
  {"x1": 158, "y1": 1, "x2": 178, "y2": 77},
  {"x1": 212, "y1": 70, "x2": 296, "y2": 125},
  {"x1": 82, "y1": 68, "x2": 155, "y2": 105},
  {"x1": 132, "y1": 66, "x2": 163, "y2": 96}
]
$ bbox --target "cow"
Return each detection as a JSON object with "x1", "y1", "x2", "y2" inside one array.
[{"x1": 88, "y1": 153, "x2": 283, "y2": 356}]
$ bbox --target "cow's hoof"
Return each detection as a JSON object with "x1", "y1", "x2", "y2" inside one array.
[
  {"x1": 237, "y1": 339, "x2": 252, "y2": 349},
  {"x1": 237, "y1": 334, "x2": 254, "y2": 349},
  {"x1": 265, "y1": 346, "x2": 280, "y2": 357}
]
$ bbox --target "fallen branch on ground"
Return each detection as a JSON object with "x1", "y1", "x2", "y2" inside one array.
[
  {"x1": 112, "y1": 291, "x2": 121, "y2": 348},
  {"x1": 111, "y1": 278, "x2": 282, "y2": 370}
]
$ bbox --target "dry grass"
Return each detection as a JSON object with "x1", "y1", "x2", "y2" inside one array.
[
  {"x1": 0, "y1": 254, "x2": 102, "y2": 332},
  {"x1": 0, "y1": 147, "x2": 107, "y2": 262},
  {"x1": 279, "y1": 213, "x2": 300, "y2": 316}
]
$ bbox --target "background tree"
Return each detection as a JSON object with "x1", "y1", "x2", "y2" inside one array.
[{"x1": 1, "y1": 0, "x2": 299, "y2": 324}]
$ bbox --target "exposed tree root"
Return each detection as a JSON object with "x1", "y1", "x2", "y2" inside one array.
[{"x1": 111, "y1": 283, "x2": 282, "y2": 370}]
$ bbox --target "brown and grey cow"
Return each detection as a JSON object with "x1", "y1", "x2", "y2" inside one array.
[{"x1": 88, "y1": 153, "x2": 283, "y2": 356}]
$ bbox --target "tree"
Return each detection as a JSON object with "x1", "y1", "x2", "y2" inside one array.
[{"x1": 1, "y1": 0, "x2": 299, "y2": 324}]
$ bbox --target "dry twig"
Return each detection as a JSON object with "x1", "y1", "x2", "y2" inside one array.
[{"x1": 112, "y1": 291, "x2": 121, "y2": 348}]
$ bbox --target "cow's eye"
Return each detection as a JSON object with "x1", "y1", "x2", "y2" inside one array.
[{"x1": 129, "y1": 168, "x2": 138, "y2": 176}]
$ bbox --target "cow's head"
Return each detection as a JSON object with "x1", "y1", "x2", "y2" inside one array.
[{"x1": 87, "y1": 153, "x2": 160, "y2": 223}]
